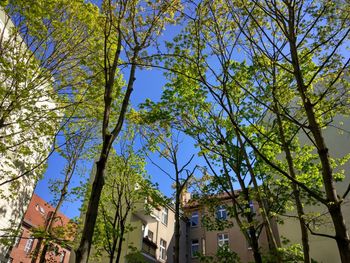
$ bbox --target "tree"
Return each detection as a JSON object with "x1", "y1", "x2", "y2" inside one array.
[
  {"x1": 0, "y1": 2, "x2": 97, "y2": 254},
  {"x1": 88, "y1": 125, "x2": 159, "y2": 263},
  {"x1": 75, "y1": 1, "x2": 181, "y2": 262},
  {"x1": 137, "y1": 120, "x2": 197, "y2": 263},
  {"x1": 148, "y1": 0, "x2": 350, "y2": 261},
  {"x1": 30, "y1": 122, "x2": 95, "y2": 263},
  {"x1": 0, "y1": 0, "x2": 98, "y2": 186},
  {"x1": 140, "y1": 2, "x2": 282, "y2": 260},
  {"x1": 230, "y1": 1, "x2": 350, "y2": 261}
]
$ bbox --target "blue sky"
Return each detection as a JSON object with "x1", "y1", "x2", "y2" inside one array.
[{"x1": 34, "y1": 57, "x2": 202, "y2": 219}]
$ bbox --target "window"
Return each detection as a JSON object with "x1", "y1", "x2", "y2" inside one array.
[
  {"x1": 148, "y1": 230, "x2": 154, "y2": 241},
  {"x1": 217, "y1": 233, "x2": 229, "y2": 247},
  {"x1": 190, "y1": 211, "x2": 199, "y2": 227},
  {"x1": 35, "y1": 204, "x2": 45, "y2": 215},
  {"x1": 24, "y1": 236, "x2": 34, "y2": 253},
  {"x1": 160, "y1": 239, "x2": 167, "y2": 261},
  {"x1": 191, "y1": 239, "x2": 199, "y2": 258},
  {"x1": 161, "y1": 208, "x2": 168, "y2": 225},
  {"x1": 59, "y1": 251, "x2": 66, "y2": 263},
  {"x1": 216, "y1": 205, "x2": 227, "y2": 220},
  {"x1": 39, "y1": 206, "x2": 45, "y2": 214}
]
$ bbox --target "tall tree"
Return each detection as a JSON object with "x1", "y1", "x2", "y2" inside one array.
[
  {"x1": 230, "y1": 1, "x2": 350, "y2": 261},
  {"x1": 0, "y1": 1, "x2": 97, "y2": 253},
  {"x1": 32, "y1": 123, "x2": 95, "y2": 263},
  {"x1": 152, "y1": 0, "x2": 350, "y2": 261},
  {"x1": 90, "y1": 147, "x2": 156, "y2": 263},
  {"x1": 75, "y1": 1, "x2": 181, "y2": 262},
  {"x1": 137, "y1": 122, "x2": 197, "y2": 263}
]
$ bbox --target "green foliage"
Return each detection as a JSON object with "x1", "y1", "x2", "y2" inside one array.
[
  {"x1": 125, "y1": 248, "x2": 147, "y2": 263},
  {"x1": 262, "y1": 244, "x2": 304, "y2": 263},
  {"x1": 197, "y1": 245, "x2": 241, "y2": 263}
]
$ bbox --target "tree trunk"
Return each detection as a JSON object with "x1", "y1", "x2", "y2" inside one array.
[
  {"x1": 286, "y1": 4, "x2": 350, "y2": 261},
  {"x1": 272, "y1": 82, "x2": 311, "y2": 263},
  {"x1": 114, "y1": 223, "x2": 125, "y2": 263},
  {"x1": 75, "y1": 152, "x2": 108, "y2": 263},
  {"x1": 174, "y1": 191, "x2": 180, "y2": 263},
  {"x1": 247, "y1": 218, "x2": 262, "y2": 263},
  {"x1": 221, "y1": 155, "x2": 263, "y2": 262},
  {"x1": 236, "y1": 132, "x2": 281, "y2": 262}
]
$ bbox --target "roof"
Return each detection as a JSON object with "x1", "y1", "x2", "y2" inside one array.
[
  {"x1": 182, "y1": 191, "x2": 236, "y2": 209},
  {"x1": 23, "y1": 193, "x2": 71, "y2": 229}
]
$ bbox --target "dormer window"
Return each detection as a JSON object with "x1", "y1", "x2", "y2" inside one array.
[
  {"x1": 39, "y1": 206, "x2": 45, "y2": 214},
  {"x1": 35, "y1": 204, "x2": 45, "y2": 215}
]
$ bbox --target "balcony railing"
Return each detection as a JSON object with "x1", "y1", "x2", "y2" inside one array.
[{"x1": 142, "y1": 236, "x2": 157, "y2": 258}]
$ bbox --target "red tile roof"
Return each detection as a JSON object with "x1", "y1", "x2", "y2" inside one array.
[{"x1": 23, "y1": 193, "x2": 71, "y2": 229}]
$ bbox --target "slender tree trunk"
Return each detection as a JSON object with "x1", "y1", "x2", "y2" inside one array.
[
  {"x1": 235, "y1": 132, "x2": 281, "y2": 262},
  {"x1": 109, "y1": 242, "x2": 116, "y2": 263},
  {"x1": 286, "y1": 5, "x2": 350, "y2": 261},
  {"x1": 76, "y1": 150, "x2": 109, "y2": 263},
  {"x1": 272, "y1": 76, "x2": 311, "y2": 263},
  {"x1": 174, "y1": 191, "x2": 180, "y2": 263},
  {"x1": 222, "y1": 156, "x2": 263, "y2": 263},
  {"x1": 38, "y1": 183, "x2": 68, "y2": 263},
  {"x1": 247, "y1": 214, "x2": 262, "y2": 263},
  {"x1": 114, "y1": 223, "x2": 125, "y2": 263}
]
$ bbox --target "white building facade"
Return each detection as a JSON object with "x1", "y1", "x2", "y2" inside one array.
[{"x1": 0, "y1": 9, "x2": 58, "y2": 261}]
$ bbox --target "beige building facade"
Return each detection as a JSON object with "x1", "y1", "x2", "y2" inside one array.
[
  {"x1": 126, "y1": 202, "x2": 188, "y2": 263},
  {"x1": 183, "y1": 193, "x2": 280, "y2": 263},
  {"x1": 278, "y1": 116, "x2": 350, "y2": 263}
]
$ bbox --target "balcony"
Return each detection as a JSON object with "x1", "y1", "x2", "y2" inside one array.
[
  {"x1": 133, "y1": 200, "x2": 160, "y2": 222},
  {"x1": 142, "y1": 236, "x2": 157, "y2": 259}
]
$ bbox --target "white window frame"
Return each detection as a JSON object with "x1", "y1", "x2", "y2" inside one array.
[
  {"x1": 59, "y1": 250, "x2": 66, "y2": 263},
  {"x1": 190, "y1": 211, "x2": 199, "y2": 227},
  {"x1": 191, "y1": 239, "x2": 199, "y2": 258},
  {"x1": 159, "y1": 238, "x2": 167, "y2": 261},
  {"x1": 161, "y1": 208, "x2": 168, "y2": 226},
  {"x1": 24, "y1": 236, "x2": 34, "y2": 253},
  {"x1": 216, "y1": 205, "x2": 227, "y2": 220},
  {"x1": 217, "y1": 233, "x2": 229, "y2": 247}
]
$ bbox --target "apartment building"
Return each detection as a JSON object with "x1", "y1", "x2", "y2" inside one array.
[
  {"x1": 0, "y1": 9, "x2": 58, "y2": 261},
  {"x1": 182, "y1": 192, "x2": 280, "y2": 263},
  {"x1": 8, "y1": 194, "x2": 73, "y2": 263},
  {"x1": 124, "y1": 201, "x2": 188, "y2": 263}
]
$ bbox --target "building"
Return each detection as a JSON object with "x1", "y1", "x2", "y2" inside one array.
[
  {"x1": 83, "y1": 198, "x2": 188, "y2": 263},
  {"x1": 8, "y1": 194, "x2": 73, "y2": 263},
  {"x1": 0, "y1": 9, "x2": 58, "y2": 261},
  {"x1": 182, "y1": 192, "x2": 280, "y2": 263},
  {"x1": 125, "y1": 201, "x2": 188, "y2": 263}
]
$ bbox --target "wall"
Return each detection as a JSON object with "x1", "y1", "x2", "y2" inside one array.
[
  {"x1": 278, "y1": 115, "x2": 350, "y2": 263},
  {"x1": 0, "y1": 9, "x2": 58, "y2": 261}
]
